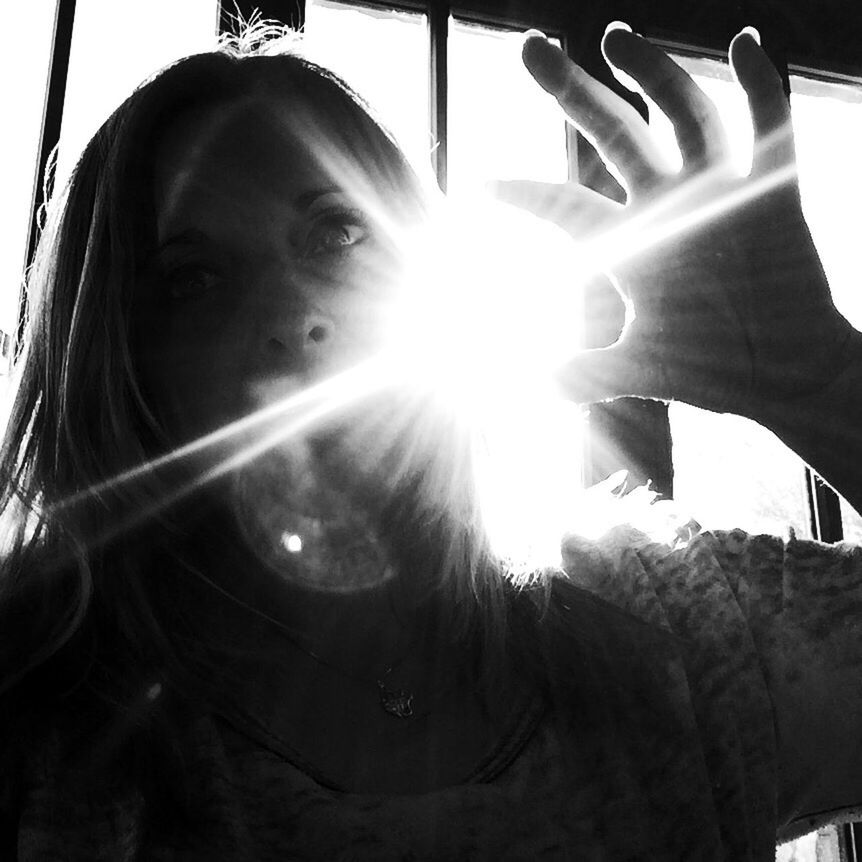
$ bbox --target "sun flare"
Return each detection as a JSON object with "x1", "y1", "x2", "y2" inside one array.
[
  {"x1": 53, "y1": 137, "x2": 800, "y2": 574},
  {"x1": 380, "y1": 195, "x2": 589, "y2": 568}
]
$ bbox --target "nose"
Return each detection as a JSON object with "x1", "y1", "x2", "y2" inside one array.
[
  {"x1": 264, "y1": 308, "x2": 337, "y2": 370},
  {"x1": 249, "y1": 262, "x2": 361, "y2": 380}
]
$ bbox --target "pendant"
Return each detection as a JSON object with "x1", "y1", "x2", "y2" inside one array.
[{"x1": 377, "y1": 679, "x2": 414, "y2": 718}]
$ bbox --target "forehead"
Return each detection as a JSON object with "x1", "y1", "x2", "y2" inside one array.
[{"x1": 156, "y1": 99, "x2": 335, "y2": 225}]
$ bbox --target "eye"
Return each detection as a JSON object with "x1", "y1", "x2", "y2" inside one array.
[
  {"x1": 303, "y1": 210, "x2": 369, "y2": 259},
  {"x1": 164, "y1": 264, "x2": 223, "y2": 301}
]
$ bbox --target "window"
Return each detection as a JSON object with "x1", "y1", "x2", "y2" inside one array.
[
  {"x1": 11, "y1": 8, "x2": 862, "y2": 537},
  {"x1": 302, "y1": 0, "x2": 569, "y2": 191}
]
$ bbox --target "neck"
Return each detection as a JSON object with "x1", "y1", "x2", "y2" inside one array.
[
  {"x1": 258, "y1": 564, "x2": 437, "y2": 674},
  {"x1": 182, "y1": 507, "x2": 456, "y2": 677}
]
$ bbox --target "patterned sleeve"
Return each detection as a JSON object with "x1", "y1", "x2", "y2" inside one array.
[
  {"x1": 561, "y1": 525, "x2": 862, "y2": 843},
  {"x1": 706, "y1": 529, "x2": 862, "y2": 840}
]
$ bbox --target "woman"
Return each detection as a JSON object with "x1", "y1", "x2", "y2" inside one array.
[{"x1": 1, "y1": 19, "x2": 861, "y2": 860}]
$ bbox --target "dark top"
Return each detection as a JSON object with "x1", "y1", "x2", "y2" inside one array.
[{"x1": 5, "y1": 527, "x2": 862, "y2": 860}]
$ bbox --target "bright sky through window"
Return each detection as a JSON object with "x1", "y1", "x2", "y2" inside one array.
[
  {"x1": 57, "y1": 0, "x2": 219, "y2": 188},
  {"x1": 446, "y1": 21, "x2": 568, "y2": 193},
  {"x1": 790, "y1": 75, "x2": 862, "y2": 330},
  {"x1": 303, "y1": 0, "x2": 431, "y2": 176}
]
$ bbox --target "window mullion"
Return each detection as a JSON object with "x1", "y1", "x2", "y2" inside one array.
[
  {"x1": 807, "y1": 471, "x2": 844, "y2": 541},
  {"x1": 428, "y1": 0, "x2": 448, "y2": 192},
  {"x1": 22, "y1": 0, "x2": 76, "y2": 338},
  {"x1": 562, "y1": 27, "x2": 674, "y2": 497}
]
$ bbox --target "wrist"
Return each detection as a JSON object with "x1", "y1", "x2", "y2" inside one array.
[{"x1": 746, "y1": 325, "x2": 862, "y2": 427}]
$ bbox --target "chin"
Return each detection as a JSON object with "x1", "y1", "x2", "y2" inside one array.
[
  {"x1": 226, "y1": 385, "x2": 490, "y2": 596},
  {"x1": 228, "y1": 439, "x2": 401, "y2": 594}
]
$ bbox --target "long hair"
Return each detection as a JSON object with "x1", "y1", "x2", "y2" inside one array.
[
  {"x1": 0, "y1": 27, "x2": 689, "y2": 841},
  {"x1": 0, "y1": 20, "x2": 529, "y2": 739}
]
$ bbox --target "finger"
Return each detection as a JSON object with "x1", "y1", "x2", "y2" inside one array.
[
  {"x1": 729, "y1": 29, "x2": 796, "y2": 177},
  {"x1": 554, "y1": 342, "x2": 665, "y2": 403},
  {"x1": 602, "y1": 27, "x2": 729, "y2": 171},
  {"x1": 488, "y1": 180, "x2": 623, "y2": 239},
  {"x1": 522, "y1": 35, "x2": 668, "y2": 195}
]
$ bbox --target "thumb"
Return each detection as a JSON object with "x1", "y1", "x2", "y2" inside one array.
[
  {"x1": 554, "y1": 342, "x2": 669, "y2": 403},
  {"x1": 488, "y1": 180, "x2": 622, "y2": 240}
]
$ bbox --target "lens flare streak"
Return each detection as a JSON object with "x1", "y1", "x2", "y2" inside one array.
[
  {"x1": 52, "y1": 358, "x2": 387, "y2": 517},
  {"x1": 53, "y1": 139, "x2": 797, "y2": 571}
]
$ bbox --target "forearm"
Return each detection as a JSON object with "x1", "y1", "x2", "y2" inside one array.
[{"x1": 749, "y1": 329, "x2": 862, "y2": 518}]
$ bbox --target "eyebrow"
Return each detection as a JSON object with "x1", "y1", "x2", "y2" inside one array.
[
  {"x1": 152, "y1": 187, "x2": 346, "y2": 261},
  {"x1": 293, "y1": 186, "x2": 344, "y2": 212},
  {"x1": 156, "y1": 228, "x2": 212, "y2": 252},
  {"x1": 145, "y1": 229, "x2": 217, "y2": 272}
]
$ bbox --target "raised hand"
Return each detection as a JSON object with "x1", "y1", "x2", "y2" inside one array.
[{"x1": 496, "y1": 27, "x2": 857, "y2": 419}]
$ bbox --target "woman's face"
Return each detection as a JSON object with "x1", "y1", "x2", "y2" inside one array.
[
  {"x1": 142, "y1": 96, "x2": 399, "y2": 444},
  {"x1": 139, "y1": 93, "x2": 420, "y2": 590}
]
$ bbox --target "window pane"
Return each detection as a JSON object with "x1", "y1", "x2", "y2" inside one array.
[
  {"x1": 649, "y1": 53, "x2": 811, "y2": 536},
  {"x1": 776, "y1": 824, "x2": 841, "y2": 862},
  {"x1": 56, "y1": 0, "x2": 219, "y2": 188},
  {"x1": 790, "y1": 74, "x2": 862, "y2": 329},
  {"x1": 447, "y1": 20, "x2": 568, "y2": 194},
  {"x1": 669, "y1": 404, "x2": 811, "y2": 536},
  {"x1": 303, "y1": 0, "x2": 430, "y2": 176},
  {"x1": 1, "y1": 0, "x2": 57, "y2": 338},
  {"x1": 790, "y1": 73, "x2": 862, "y2": 539}
]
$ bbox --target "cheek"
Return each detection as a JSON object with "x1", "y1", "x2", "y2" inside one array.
[
  {"x1": 332, "y1": 250, "x2": 404, "y2": 348},
  {"x1": 139, "y1": 299, "x2": 252, "y2": 439}
]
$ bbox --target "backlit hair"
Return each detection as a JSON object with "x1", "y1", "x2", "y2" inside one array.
[{"x1": 0, "y1": 21, "x2": 521, "y2": 718}]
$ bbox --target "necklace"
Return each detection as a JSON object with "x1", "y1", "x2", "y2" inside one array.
[
  {"x1": 201, "y1": 578, "x2": 428, "y2": 719},
  {"x1": 376, "y1": 668, "x2": 415, "y2": 718},
  {"x1": 183, "y1": 559, "x2": 423, "y2": 718},
  {"x1": 275, "y1": 631, "x2": 420, "y2": 719},
  {"x1": 283, "y1": 578, "x2": 425, "y2": 718}
]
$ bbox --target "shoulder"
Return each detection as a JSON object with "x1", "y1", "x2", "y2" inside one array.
[
  {"x1": 558, "y1": 525, "x2": 794, "y2": 624},
  {"x1": 529, "y1": 528, "x2": 783, "y2": 859},
  {"x1": 551, "y1": 525, "x2": 781, "y2": 754}
]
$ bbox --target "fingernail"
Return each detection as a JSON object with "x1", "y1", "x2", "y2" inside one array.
[
  {"x1": 740, "y1": 25, "x2": 761, "y2": 44},
  {"x1": 604, "y1": 20, "x2": 632, "y2": 36},
  {"x1": 524, "y1": 28, "x2": 548, "y2": 41}
]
